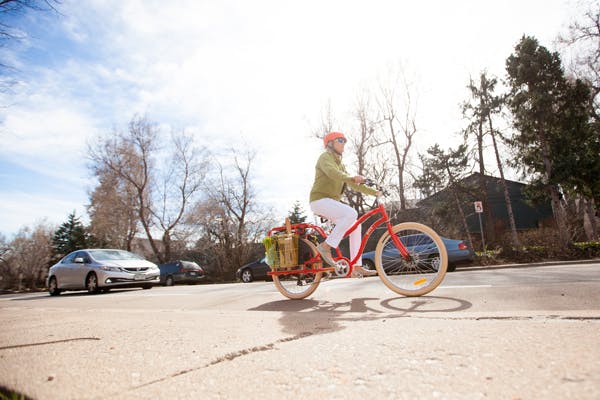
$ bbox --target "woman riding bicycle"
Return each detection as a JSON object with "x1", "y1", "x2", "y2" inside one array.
[{"x1": 310, "y1": 131, "x2": 381, "y2": 277}]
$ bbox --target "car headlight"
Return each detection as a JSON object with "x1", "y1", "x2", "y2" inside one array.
[{"x1": 100, "y1": 266, "x2": 121, "y2": 272}]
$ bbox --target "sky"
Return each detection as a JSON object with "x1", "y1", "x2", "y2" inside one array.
[{"x1": 0, "y1": 0, "x2": 586, "y2": 238}]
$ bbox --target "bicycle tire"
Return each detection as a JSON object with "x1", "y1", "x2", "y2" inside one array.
[
  {"x1": 272, "y1": 237, "x2": 322, "y2": 299},
  {"x1": 374, "y1": 222, "x2": 448, "y2": 296}
]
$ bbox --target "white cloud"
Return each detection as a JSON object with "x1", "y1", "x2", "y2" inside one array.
[
  {"x1": 0, "y1": 100, "x2": 100, "y2": 183},
  {"x1": 0, "y1": 0, "x2": 585, "y2": 236},
  {"x1": 0, "y1": 191, "x2": 88, "y2": 238}
]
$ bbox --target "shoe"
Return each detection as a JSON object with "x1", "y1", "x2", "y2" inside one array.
[
  {"x1": 317, "y1": 242, "x2": 337, "y2": 266},
  {"x1": 351, "y1": 265, "x2": 377, "y2": 278}
]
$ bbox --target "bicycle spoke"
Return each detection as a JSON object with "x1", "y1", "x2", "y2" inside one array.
[
  {"x1": 375, "y1": 223, "x2": 448, "y2": 296},
  {"x1": 272, "y1": 238, "x2": 322, "y2": 299}
]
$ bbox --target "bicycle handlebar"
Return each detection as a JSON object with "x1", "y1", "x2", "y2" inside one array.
[{"x1": 364, "y1": 178, "x2": 390, "y2": 197}]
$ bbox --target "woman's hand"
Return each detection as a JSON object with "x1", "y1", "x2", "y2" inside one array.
[{"x1": 352, "y1": 175, "x2": 366, "y2": 184}]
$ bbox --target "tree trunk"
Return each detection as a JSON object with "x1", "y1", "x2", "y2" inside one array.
[
  {"x1": 585, "y1": 197, "x2": 599, "y2": 240},
  {"x1": 162, "y1": 231, "x2": 171, "y2": 264},
  {"x1": 549, "y1": 185, "x2": 570, "y2": 245},
  {"x1": 452, "y1": 187, "x2": 475, "y2": 251},
  {"x1": 139, "y1": 204, "x2": 163, "y2": 263},
  {"x1": 489, "y1": 119, "x2": 520, "y2": 248},
  {"x1": 539, "y1": 128, "x2": 570, "y2": 246},
  {"x1": 475, "y1": 114, "x2": 496, "y2": 245}
]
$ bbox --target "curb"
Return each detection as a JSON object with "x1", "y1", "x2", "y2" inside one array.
[{"x1": 457, "y1": 258, "x2": 600, "y2": 272}]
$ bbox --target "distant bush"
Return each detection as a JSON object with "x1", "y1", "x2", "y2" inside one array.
[
  {"x1": 474, "y1": 228, "x2": 599, "y2": 265},
  {"x1": 572, "y1": 241, "x2": 600, "y2": 258}
]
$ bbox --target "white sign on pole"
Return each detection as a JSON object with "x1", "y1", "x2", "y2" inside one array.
[{"x1": 474, "y1": 201, "x2": 483, "y2": 213}]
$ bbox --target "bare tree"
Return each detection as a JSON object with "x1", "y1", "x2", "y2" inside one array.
[
  {"x1": 345, "y1": 90, "x2": 383, "y2": 213},
  {"x1": 311, "y1": 99, "x2": 337, "y2": 139},
  {"x1": 190, "y1": 148, "x2": 273, "y2": 278},
  {"x1": 151, "y1": 131, "x2": 209, "y2": 261},
  {"x1": 87, "y1": 167, "x2": 139, "y2": 250},
  {"x1": 558, "y1": 0, "x2": 600, "y2": 121},
  {"x1": 89, "y1": 116, "x2": 158, "y2": 257},
  {"x1": 0, "y1": 0, "x2": 61, "y2": 92},
  {"x1": 5, "y1": 222, "x2": 53, "y2": 290},
  {"x1": 376, "y1": 65, "x2": 418, "y2": 210},
  {"x1": 0, "y1": 233, "x2": 11, "y2": 289},
  {"x1": 0, "y1": 0, "x2": 60, "y2": 47},
  {"x1": 89, "y1": 115, "x2": 208, "y2": 263}
]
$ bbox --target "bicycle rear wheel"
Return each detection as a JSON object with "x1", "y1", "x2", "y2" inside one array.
[
  {"x1": 272, "y1": 237, "x2": 322, "y2": 299},
  {"x1": 374, "y1": 222, "x2": 448, "y2": 296}
]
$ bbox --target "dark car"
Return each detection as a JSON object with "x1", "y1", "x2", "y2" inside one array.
[
  {"x1": 158, "y1": 260, "x2": 206, "y2": 286},
  {"x1": 362, "y1": 235, "x2": 474, "y2": 273},
  {"x1": 235, "y1": 257, "x2": 272, "y2": 283}
]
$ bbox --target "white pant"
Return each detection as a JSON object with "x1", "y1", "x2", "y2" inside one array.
[{"x1": 310, "y1": 198, "x2": 362, "y2": 266}]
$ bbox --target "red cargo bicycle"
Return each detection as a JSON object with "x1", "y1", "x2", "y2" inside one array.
[{"x1": 265, "y1": 182, "x2": 448, "y2": 299}]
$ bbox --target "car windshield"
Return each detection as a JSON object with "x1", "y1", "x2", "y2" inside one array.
[
  {"x1": 181, "y1": 261, "x2": 201, "y2": 270},
  {"x1": 89, "y1": 250, "x2": 144, "y2": 261}
]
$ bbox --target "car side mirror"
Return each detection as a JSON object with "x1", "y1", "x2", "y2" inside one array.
[{"x1": 74, "y1": 257, "x2": 85, "y2": 264}]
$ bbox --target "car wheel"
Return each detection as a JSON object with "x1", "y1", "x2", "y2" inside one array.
[
  {"x1": 165, "y1": 276, "x2": 174, "y2": 286},
  {"x1": 48, "y1": 277, "x2": 61, "y2": 296},
  {"x1": 362, "y1": 260, "x2": 376, "y2": 271},
  {"x1": 241, "y1": 269, "x2": 253, "y2": 283},
  {"x1": 428, "y1": 254, "x2": 441, "y2": 272},
  {"x1": 142, "y1": 284, "x2": 152, "y2": 290},
  {"x1": 447, "y1": 264, "x2": 457, "y2": 272},
  {"x1": 86, "y1": 273, "x2": 100, "y2": 294}
]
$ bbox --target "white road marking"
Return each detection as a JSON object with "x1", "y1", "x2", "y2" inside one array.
[{"x1": 440, "y1": 284, "x2": 492, "y2": 289}]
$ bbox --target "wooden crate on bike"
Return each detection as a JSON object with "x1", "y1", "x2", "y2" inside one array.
[
  {"x1": 263, "y1": 233, "x2": 299, "y2": 270},
  {"x1": 275, "y1": 233, "x2": 299, "y2": 269},
  {"x1": 263, "y1": 218, "x2": 299, "y2": 270}
]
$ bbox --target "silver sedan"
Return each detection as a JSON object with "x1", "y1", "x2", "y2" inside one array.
[{"x1": 47, "y1": 249, "x2": 160, "y2": 295}]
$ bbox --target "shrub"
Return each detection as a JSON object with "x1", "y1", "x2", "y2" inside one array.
[{"x1": 572, "y1": 241, "x2": 600, "y2": 258}]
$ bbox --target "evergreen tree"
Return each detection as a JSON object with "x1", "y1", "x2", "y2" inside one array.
[
  {"x1": 52, "y1": 212, "x2": 89, "y2": 257},
  {"x1": 287, "y1": 201, "x2": 307, "y2": 224},
  {"x1": 462, "y1": 72, "x2": 520, "y2": 248},
  {"x1": 506, "y1": 35, "x2": 596, "y2": 244},
  {"x1": 415, "y1": 144, "x2": 475, "y2": 250}
]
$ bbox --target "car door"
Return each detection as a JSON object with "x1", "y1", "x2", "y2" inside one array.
[
  {"x1": 160, "y1": 263, "x2": 174, "y2": 282},
  {"x1": 256, "y1": 258, "x2": 270, "y2": 279},
  {"x1": 58, "y1": 252, "x2": 78, "y2": 288},
  {"x1": 70, "y1": 251, "x2": 91, "y2": 289}
]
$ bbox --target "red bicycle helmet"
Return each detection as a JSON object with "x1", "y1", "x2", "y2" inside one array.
[{"x1": 323, "y1": 131, "x2": 347, "y2": 147}]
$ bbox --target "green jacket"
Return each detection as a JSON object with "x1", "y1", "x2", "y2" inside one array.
[{"x1": 309, "y1": 150, "x2": 378, "y2": 202}]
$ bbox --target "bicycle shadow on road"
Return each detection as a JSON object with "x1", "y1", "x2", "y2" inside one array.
[{"x1": 249, "y1": 295, "x2": 472, "y2": 338}]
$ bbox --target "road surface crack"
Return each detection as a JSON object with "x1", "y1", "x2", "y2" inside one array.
[
  {"x1": 0, "y1": 337, "x2": 100, "y2": 350},
  {"x1": 126, "y1": 331, "x2": 314, "y2": 393}
]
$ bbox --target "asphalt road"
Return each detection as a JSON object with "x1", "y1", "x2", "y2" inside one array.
[{"x1": 1, "y1": 261, "x2": 599, "y2": 399}]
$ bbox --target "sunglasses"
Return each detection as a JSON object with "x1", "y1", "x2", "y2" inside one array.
[{"x1": 335, "y1": 138, "x2": 347, "y2": 144}]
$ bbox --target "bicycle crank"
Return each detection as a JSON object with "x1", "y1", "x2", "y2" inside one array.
[{"x1": 334, "y1": 259, "x2": 350, "y2": 277}]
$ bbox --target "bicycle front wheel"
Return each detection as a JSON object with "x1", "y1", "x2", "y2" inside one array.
[
  {"x1": 375, "y1": 222, "x2": 448, "y2": 296},
  {"x1": 272, "y1": 237, "x2": 322, "y2": 299}
]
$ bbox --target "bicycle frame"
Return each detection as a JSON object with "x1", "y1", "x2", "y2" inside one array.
[
  {"x1": 267, "y1": 202, "x2": 411, "y2": 276},
  {"x1": 339, "y1": 202, "x2": 410, "y2": 266}
]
